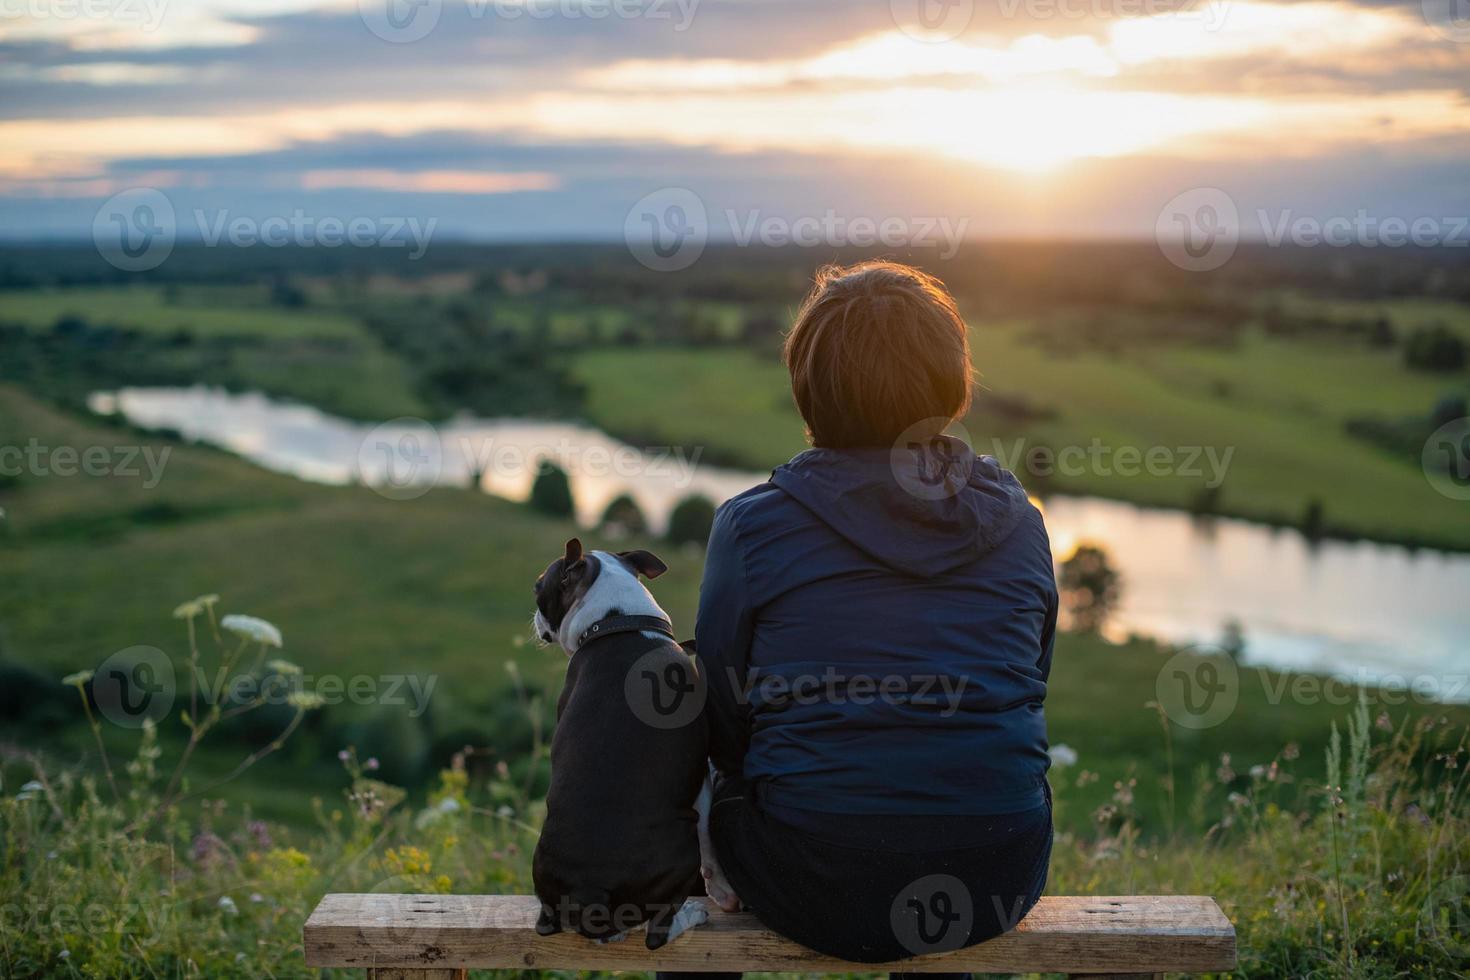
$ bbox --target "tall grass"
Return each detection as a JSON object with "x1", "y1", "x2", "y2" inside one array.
[{"x1": 0, "y1": 600, "x2": 1465, "y2": 977}]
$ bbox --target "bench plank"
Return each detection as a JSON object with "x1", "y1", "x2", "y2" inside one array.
[{"x1": 304, "y1": 894, "x2": 1235, "y2": 974}]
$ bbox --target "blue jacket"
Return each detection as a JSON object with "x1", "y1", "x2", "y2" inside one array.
[{"x1": 696, "y1": 438, "x2": 1057, "y2": 816}]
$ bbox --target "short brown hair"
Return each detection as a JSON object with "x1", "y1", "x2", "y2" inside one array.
[{"x1": 783, "y1": 261, "x2": 973, "y2": 449}]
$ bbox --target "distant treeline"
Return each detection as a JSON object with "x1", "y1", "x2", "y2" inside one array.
[{"x1": 3, "y1": 241, "x2": 1469, "y2": 307}]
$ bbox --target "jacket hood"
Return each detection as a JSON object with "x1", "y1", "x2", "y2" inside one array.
[{"x1": 769, "y1": 436, "x2": 1032, "y2": 576}]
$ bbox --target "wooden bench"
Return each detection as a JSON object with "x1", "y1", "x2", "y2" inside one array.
[{"x1": 304, "y1": 893, "x2": 1236, "y2": 978}]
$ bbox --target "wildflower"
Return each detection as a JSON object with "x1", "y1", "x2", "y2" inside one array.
[
  {"x1": 247, "y1": 820, "x2": 271, "y2": 849},
  {"x1": 217, "y1": 896, "x2": 238, "y2": 915},
  {"x1": 265, "y1": 659, "x2": 302, "y2": 676},
  {"x1": 59, "y1": 950, "x2": 70, "y2": 961},
  {"x1": 192, "y1": 832, "x2": 229, "y2": 867},
  {"x1": 1216, "y1": 753, "x2": 1236, "y2": 783},
  {"x1": 221, "y1": 614, "x2": 283, "y2": 648},
  {"x1": 365, "y1": 757, "x2": 380, "y2": 771},
  {"x1": 61, "y1": 670, "x2": 94, "y2": 688},
  {"x1": 438, "y1": 798, "x2": 461, "y2": 813},
  {"x1": 1282, "y1": 742, "x2": 1300, "y2": 761},
  {"x1": 287, "y1": 690, "x2": 325, "y2": 710},
  {"x1": 338, "y1": 749, "x2": 351, "y2": 762},
  {"x1": 16, "y1": 780, "x2": 43, "y2": 802},
  {"x1": 250, "y1": 893, "x2": 264, "y2": 904},
  {"x1": 173, "y1": 594, "x2": 220, "y2": 619},
  {"x1": 1375, "y1": 711, "x2": 1392, "y2": 732},
  {"x1": 1048, "y1": 744, "x2": 1078, "y2": 767},
  {"x1": 1228, "y1": 792, "x2": 1249, "y2": 808},
  {"x1": 1249, "y1": 764, "x2": 1266, "y2": 780}
]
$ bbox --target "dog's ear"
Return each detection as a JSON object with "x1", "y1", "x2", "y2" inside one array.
[
  {"x1": 618, "y1": 549, "x2": 667, "y2": 580},
  {"x1": 563, "y1": 538, "x2": 583, "y2": 568}
]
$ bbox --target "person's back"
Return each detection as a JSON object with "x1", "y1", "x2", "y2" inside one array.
[
  {"x1": 702, "y1": 448, "x2": 1055, "y2": 818},
  {"x1": 683, "y1": 262, "x2": 1057, "y2": 971}
]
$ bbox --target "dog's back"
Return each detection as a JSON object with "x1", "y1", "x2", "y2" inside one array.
[{"x1": 533, "y1": 630, "x2": 706, "y2": 943}]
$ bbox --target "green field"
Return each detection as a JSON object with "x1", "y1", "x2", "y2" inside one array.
[
  {"x1": 572, "y1": 320, "x2": 1470, "y2": 549},
  {"x1": 3, "y1": 385, "x2": 1463, "y2": 834},
  {"x1": 2, "y1": 285, "x2": 364, "y2": 339}
]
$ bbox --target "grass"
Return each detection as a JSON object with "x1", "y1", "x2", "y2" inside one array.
[
  {"x1": 3, "y1": 385, "x2": 1465, "y2": 831},
  {"x1": 570, "y1": 322, "x2": 1470, "y2": 549},
  {"x1": 0, "y1": 285, "x2": 364, "y2": 339}
]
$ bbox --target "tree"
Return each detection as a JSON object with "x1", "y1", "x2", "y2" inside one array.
[
  {"x1": 1404, "y1": 325, "x2": 1466, "y2": 372},
  {"x1": 1058, "y1": 543, "x2": 1122, "y2": 633},
  {"x1": 599, "y1": 494, "x2": 647, "y2": 538},
  {"x1": 529, "y1": 460, "x2": 574, "y2": 518},
  {"x1": 667, "y1": 495, "x2": 716, "y2": 547}
]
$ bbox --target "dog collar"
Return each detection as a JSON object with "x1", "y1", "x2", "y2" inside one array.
[{"x1": 576, "y1": 614, "x2": 676, "y2": 649}]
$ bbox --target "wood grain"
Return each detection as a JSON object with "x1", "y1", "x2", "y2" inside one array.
[{"x1": 304, "y1": 894, "x2": 1236, "y2": 974}]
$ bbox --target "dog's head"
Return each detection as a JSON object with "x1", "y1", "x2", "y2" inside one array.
[{"x1": 532, "y1": 538, "x2": 668, "y2": 649}]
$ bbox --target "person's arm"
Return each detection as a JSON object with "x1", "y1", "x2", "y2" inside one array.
[{"x1": 695, "y1": 503, "x2": 755, "y2": 779}]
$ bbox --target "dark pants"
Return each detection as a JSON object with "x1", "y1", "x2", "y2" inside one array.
[{"x1": 658, "y1": 777, "x2": 1052, "y2": 979}]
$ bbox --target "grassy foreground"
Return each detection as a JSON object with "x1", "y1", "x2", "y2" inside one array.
[{"x1": 2, "y1": 386, "x2": 1468, "y2": 975}]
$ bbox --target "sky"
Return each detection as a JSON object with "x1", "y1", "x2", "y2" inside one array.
[{"x1": 2, "y1": 0, "x2": 1469, "y2": 242}]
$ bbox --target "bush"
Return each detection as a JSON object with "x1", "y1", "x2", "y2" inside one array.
[
  {"x1": 666, "y1": 494, "x2": 716, "y2": 546},
  {"x1": 599, "y1": 493, "x2": 647, "y2": 538},
  {"x1": 1404, "y1": 325, "x2": 1467, "y2": 372},
  {"x1": 1058, "y1": 543, "x2": 1121, "y2": 632},
  {"x1": 528, "y1": 459, "x2": 574, "y2": 517}
]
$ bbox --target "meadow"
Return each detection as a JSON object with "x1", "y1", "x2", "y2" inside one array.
[{"x1": 1, "y1": 243, "x2": 1468, "y2": 976}]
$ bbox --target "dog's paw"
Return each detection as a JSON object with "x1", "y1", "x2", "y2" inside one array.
[{"x1": 702, "y1": 864, "x2": 741, "y2": 913}]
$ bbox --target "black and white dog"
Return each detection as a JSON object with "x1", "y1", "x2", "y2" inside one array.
[{"x1": 530, "y1": 538, "x2": 735, "y2": 949}]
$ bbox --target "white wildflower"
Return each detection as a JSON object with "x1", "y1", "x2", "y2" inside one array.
[
  {"x1": 221, "y1": 614, "x2": 282, "y2": 648},
  {"x1": 173, "y1": 594, "x2": 220, "y2": 620},
  {"x1": 265, "y1": 659, "x2": 301, "y2": 676},
  {"x1": 1049, "y1": 744, "x2": 1079, "y2": 768},
  {"x1": 217, "y1": 896, "x2": 238, "y2": 915}
]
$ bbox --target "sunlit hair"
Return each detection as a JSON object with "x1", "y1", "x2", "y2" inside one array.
[{"x1": 783, "y1": 261, "x2": 974, "y2": 449}]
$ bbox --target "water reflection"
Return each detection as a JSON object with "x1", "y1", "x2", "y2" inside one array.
[{"x1": 91, "y1": 386, "x2": 1470, "y2": 702}]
